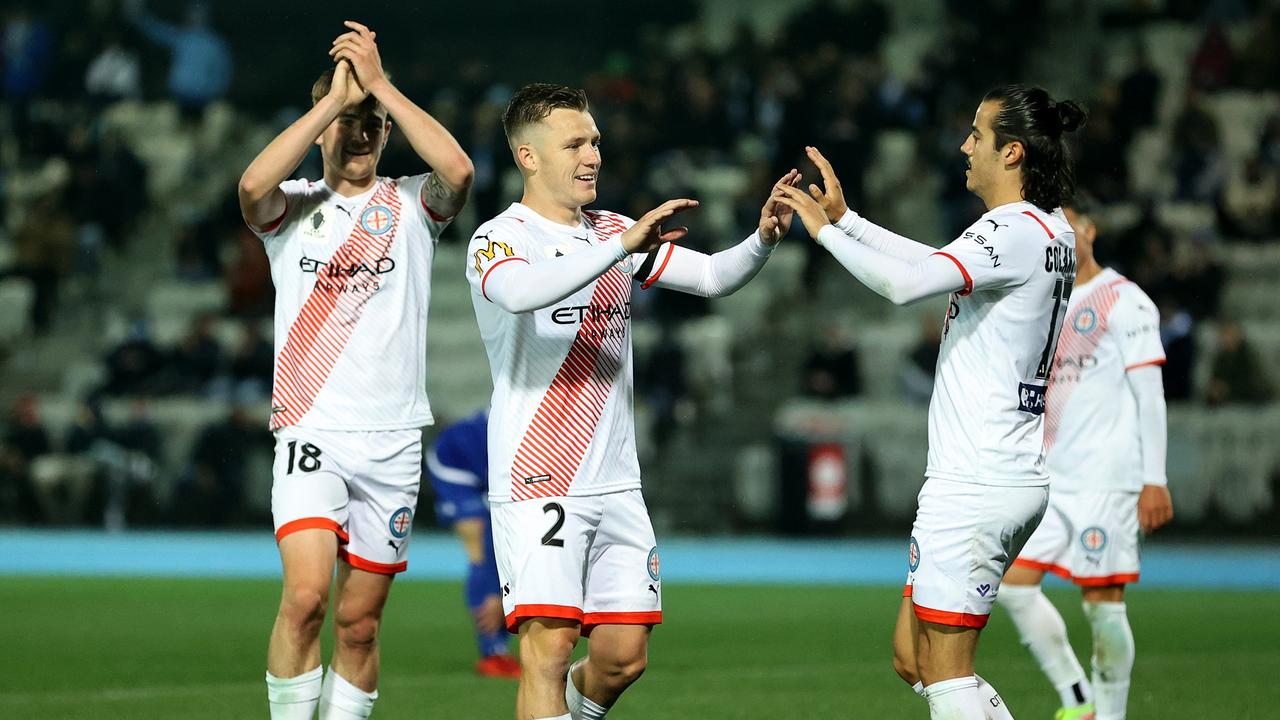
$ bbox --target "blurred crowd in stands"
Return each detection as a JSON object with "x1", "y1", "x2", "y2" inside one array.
[{"x1": 1, "y1": 0, "x2": 1277, "y2": 527}]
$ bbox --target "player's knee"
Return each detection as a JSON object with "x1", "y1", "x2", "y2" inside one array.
[
  {"x1": 597, "y1": 653, "x2": 647, "y2": 689},
  {"x1": 520, "y1": 631, "x2": 576, "y2": 682},
  {"x1": 334, "y1": 609, "x2": 380, "y2": 651},
  {"x1": 892, "y1": 650, "x2": 919, "y2": 685},
  {"x1": 279, "y1": 586, "x2": 328, "y2": 636}
]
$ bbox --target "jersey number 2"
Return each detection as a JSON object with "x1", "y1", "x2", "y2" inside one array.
[
  {"x1": 1035, "y1": 278, "x2": 1073, "y2": 380},
  {"x1": 541, "y1": 502, "x2": 566, "y2": 547}
]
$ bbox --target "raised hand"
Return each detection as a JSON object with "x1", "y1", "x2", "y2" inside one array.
[
  {"x1": 771, "y1": 183, "x2": 832, "y2": 240},
  {"x1": 329, "y1": 20, "x2": 389, "y2": 98},
  {"x1": 621, "y1": 199, "x2": 700, "y2": 254},
  {"x1": 805, "y1": 146, "x2": 849, "y2": 223},
  {"x1": 325, "y1": 56, "x2": 369, "y2": 109},
  {"x1": 758, "y1": 169, "x2": 802, "y2": 245}
]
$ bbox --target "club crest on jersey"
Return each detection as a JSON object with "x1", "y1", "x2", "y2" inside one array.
[
  {"x1": 389, "y1": 507, "x2": 413, "y2": 539},
  {"x1": 303, "y1": 209, "x2": 327, "y2": 240},
  {"x1": 361, "y1": 205, "x2": 394, "y2": 235},
  {"x1": 908, "y1": 536, "x2": 921, "y2": 572},
  {"x1": 1080, "y1": 526, "x2": 1107, "y2": 552},
  {"x1": 1073, "y1": 308, "x2": 1098, "y2": 334},
  {"x1": 647, "y1": 547, "x2": 661, "y2": 581}
]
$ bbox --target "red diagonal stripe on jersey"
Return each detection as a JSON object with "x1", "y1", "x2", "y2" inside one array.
[
  {"x1": 1044, "y1": 277, "x2": 1129, "y2": 450},
  {"x1": 269, "y1": 181, "x2": 403, "y2": 429},
  {"x1": 509, "y1": 212, "x2": 632, "y2": 501}
]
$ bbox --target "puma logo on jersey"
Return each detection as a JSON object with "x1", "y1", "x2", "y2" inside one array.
[
  {"x1": 472, "y1": 234, "x2": 515, "y2": 271},
  {"x1": 985, "y1": 219, "x2": 1007, "y2": 231}
]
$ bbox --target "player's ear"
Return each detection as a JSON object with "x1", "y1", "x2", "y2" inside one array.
[
  {"x1": 515, "y1": 143, "x2": 537, "y2": 173},
  {"x1": 382, "y1": 120, "x2": 392, "y2": 149},
  {"x1": 1003, "y1": 140, "x2": 1024, "y2": 168}
]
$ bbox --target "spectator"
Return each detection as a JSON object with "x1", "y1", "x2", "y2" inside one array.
[
  {"x1": 1207, "y1": 320, "x2": 1274, "y2": 405},
  {"x1": 899, "y1": 315, "x2": 942, "y2": 405},
  {"x1": 1158, "y1": 299, "x2": 1197, "y2": 401},
  {"x1": 1116, "y1": 44, "x2": 1161, "y2": 138},
  {"x1": 173, "y1": 401, "x2": 263, "y2": 525},
  {"x1": 802, "y1": 323, "x2": 863, "y2": 400},
  {"x1": 101, "y1": 319, "x2": 166, "y2": 397},
  {"x1": 0, "y1": 395, "x2": 50, "y2": 522},
  {"x1": 225, "y1": 320, "x2": 273, "y2": 400},
  {"x1": 165, "y1": 313, "x2": 223, "y2": 395},
  {"x1": 84, "y1": 27, "x2": 141, "y2": 105},
  {"x1": 638, "y1": 324, "x2": 689, "y2": 452},
  {"x1": 1189, "y1": 22, "x2": 1234, "y2": 91},
  {"x1": 8, "y1": 188, "x2": 76, "y2": 331},
  {"x1": 1219, "y1": 155, "x2": 1279, "y2": 239},
  {"x1": 128, "y1": 0, "x2": 231, "y2": 121},
  {"x1": 2, "y1": 5, "x2": 55, "y2": 104},
  {"x1": 1171, "y1": 90, "x2": 1226, "y2": 202}
]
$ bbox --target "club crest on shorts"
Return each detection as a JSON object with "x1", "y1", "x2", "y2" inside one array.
[
  {"x1": 908, "y1": 536, "x2": 921, "y2": 572},
  {"x1": 389, "y1": 507, "x2": 413, "y2": 539},
  {"x1": 1073, "y1": 308, "x2": 1098, "y2": 334},
  {"x1": 1080, "y1": 526, "x2": 1107, "y2": 552},
  {"x1": 646, "y1": 547, "x2": 661, "y2": 581},
  {"x1": 361, "y1": 205, "x2": 394, "y2": 235}
]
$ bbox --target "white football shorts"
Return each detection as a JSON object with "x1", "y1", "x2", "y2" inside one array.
[
  {"x1": 271, "y1": 426, "x2": 422, "y2": 575},
  {"x1": 1014, "y1": 489, "x2": 1141, "y2": 586},
  {"x1": 905, "y1": 477, "x2": 1049, "y2": 628},
  {"x1": 491, "y1": 488, "x2": 662, "y2": 635}
]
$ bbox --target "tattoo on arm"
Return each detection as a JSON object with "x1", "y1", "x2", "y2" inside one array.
[{"x1": 422, "y1": 172, "x2": 466, "y2": 219}]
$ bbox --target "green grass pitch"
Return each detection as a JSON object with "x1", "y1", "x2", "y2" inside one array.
[{"x1": 1, "y1": 577, "x2": 1277, "y2": 718}]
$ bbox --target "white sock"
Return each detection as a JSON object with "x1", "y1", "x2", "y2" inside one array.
[
  {"x1": 565, "y1": 659, "x2": 609, "y2": 719},
  {"x1": 319, "y1": 667, "x2": 378, "y2": 720},
  {"x1": 924, "y1": 676, "x2": 984, "y2": 720},
  {"x1": 974, "y1": 674, "x2": 1014, "y2": 720},
  {"x1": 999, "y1": 584, "x2": 1092, "y2": 708},
  {"x1": 1084, "y1": 601, "x2": 1133, "y2": 720},
  {"x1": 266, "y1": 666, "x2": 322, "y2": 719},
  {"x1": 912, "y1": 681, "x2": 927, "y2": 698}
]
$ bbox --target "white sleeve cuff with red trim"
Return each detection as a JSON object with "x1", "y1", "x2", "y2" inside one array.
[
  {"x1": 817, "y1": 225, "x2": 967, "y2": 305},
  {"x1": 483, "y1": 237, "x2": 627, "y2": 314}
]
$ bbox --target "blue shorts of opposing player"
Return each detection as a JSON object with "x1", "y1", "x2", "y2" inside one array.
[{"x1": 425, "y1": 411, "x2": 512, "y2": 665}]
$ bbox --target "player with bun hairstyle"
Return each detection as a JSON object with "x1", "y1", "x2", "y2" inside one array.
[{"x1": 775, "y1": 85, "x2": 1086, "y2": 720}]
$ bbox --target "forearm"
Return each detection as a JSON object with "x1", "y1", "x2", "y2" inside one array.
[
  {"x1": 1128, "y1": 365, "x2": 1168, "y2": 486},
  {"x1": 484, "y1": 238, "x2": 627, "y2": 313},
  {"x1": 835, "y1": 209, "x2": 936, "y2": 261},
  {"x1": 816, "y1": 225, "x2": 964, "y2": 305},
  {"x1": 369, "y1": 80, "x2": 474, "y2": 194},
  {"x1": 646, "y1": 232, "x2": 774, "y2": 297},
  {"x1": 239, "y1": 96, "x2": 342, "y2": 203}
]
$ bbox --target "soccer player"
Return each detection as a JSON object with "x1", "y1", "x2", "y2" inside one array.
[
  {"x1": 467, "y1": 83, "x2": 800, "y2": 720},
  {"x1": 773, "y1": 85, "x2": 1086, "y2": 720},
  {"x1": 424, "y1": 409, "x2": 521, "y2": 679},
  {"x1": 997, "y1": 196, "x2": 1173, "y2": 720},
  {"x1": 238, "y1": 22, "x2": 473, "y2": 719}
]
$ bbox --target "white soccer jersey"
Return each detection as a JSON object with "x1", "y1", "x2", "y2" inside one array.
[
  {"x1": 927, "y1": 201, "x2": 1076, "y2": 486},
  {"x1": 1044, "y1": 268, "x2": 1165, "y2": 492},
  {"x1": 252, "y1": 174, "x2": 451, "y2": 431},
  {"x1": 467, "y1": 203, "x2": 646, "y2": 502}
]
